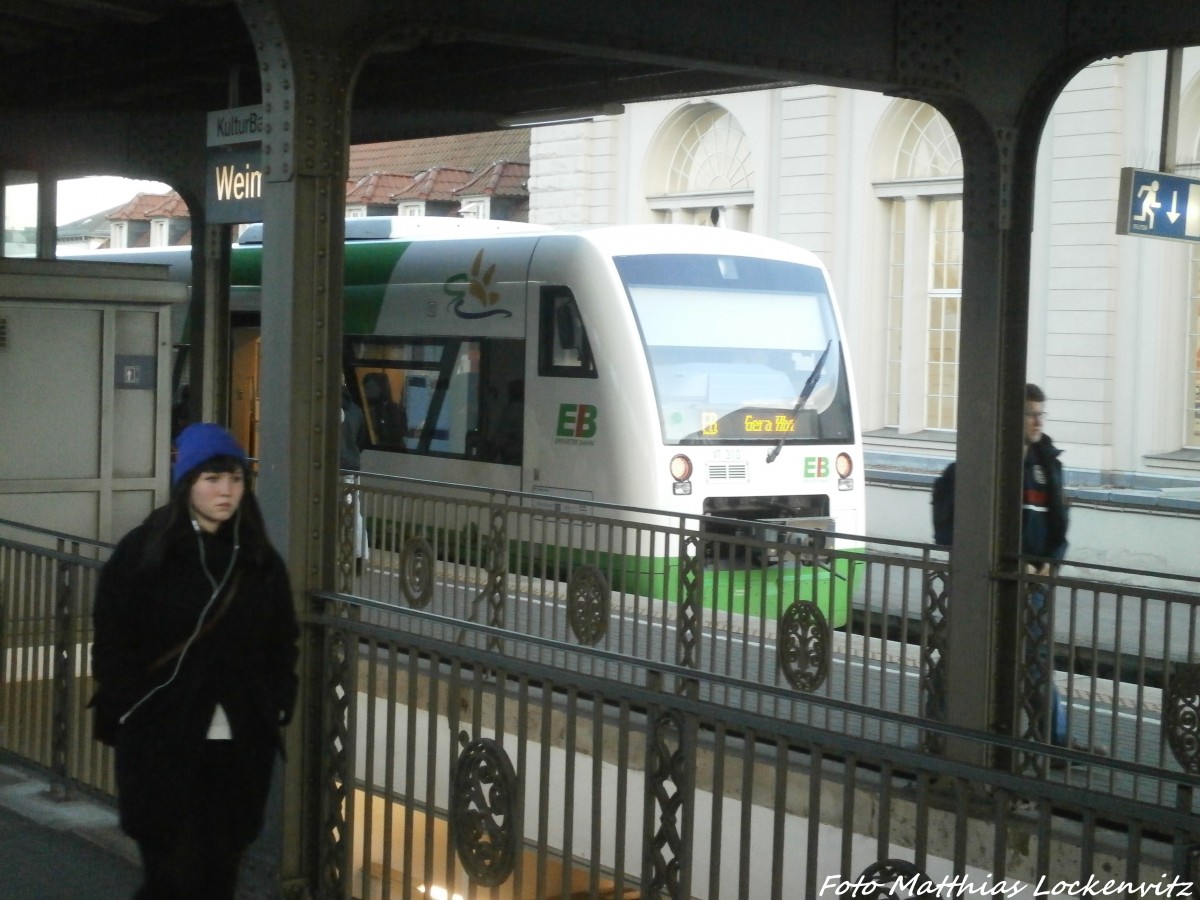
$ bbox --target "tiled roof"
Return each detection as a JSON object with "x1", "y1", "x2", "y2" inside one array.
[
  {"x1": 456, "y1": 161, "x2": 530, "y2": 198},
  {"x1": 58, "y1": 130, "x2": 533, "y2": 232},
  {"x1": 107, "y1": 192, "x2": 189, "y2": 220},
  {"x1": 391, "y1": 167, "x2": 475, "y2": 201},
  {"x1": 345, "y1": 172, "x2": 414, "y2": 204},
  {"x1": 348, "y1": 130, "x2": 530, "y2": 181}
]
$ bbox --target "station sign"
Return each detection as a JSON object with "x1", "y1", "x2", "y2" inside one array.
[
  {"x1": 1116, "y1": 167, "x2": 1200, "y2": 244},
  {"x1": 206, "y1": 105, "x2": 263, "y2": 224}
]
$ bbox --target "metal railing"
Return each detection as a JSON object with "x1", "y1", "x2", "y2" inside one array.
[
  {"x1": 314, "y1": 591, "x2": 1200, "y2": 899},
  {"x1": 1013, "y1": 561, "x2": 1200, "y2": 801},
  {"x1": 4, "y1": 473, "x2": 1200, "y2": 896},
  {"x1": 342, "y1": 475, "x2": 1200, "y2": 790},
  {"x1": 0, "y1": 518, "x2": 114, "y2": 798}
]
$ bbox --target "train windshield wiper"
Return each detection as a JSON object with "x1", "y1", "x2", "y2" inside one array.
[{"x1": 766, "y1": 338, "x2": 831, "y2": 464}]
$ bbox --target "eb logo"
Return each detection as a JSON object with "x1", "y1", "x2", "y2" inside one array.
[
  {"x1": 556, "y1": 403, "x2": 598, "y2": 439},
  {"x1": 803, "y1": 456, "x2": 829, "y2": 478}
]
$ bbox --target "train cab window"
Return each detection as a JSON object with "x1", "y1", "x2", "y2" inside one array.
[{"x1": 539, "y1": 287, "x2": 596, "y2": 378}]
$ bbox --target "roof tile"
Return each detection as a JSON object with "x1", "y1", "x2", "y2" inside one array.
[{"x1": 348, "y1": 130, "x2": 530, "y2": 181}]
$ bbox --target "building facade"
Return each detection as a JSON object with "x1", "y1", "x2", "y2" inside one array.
[{"x1": 527, "y1": 49, "x2": 1200, "y2": 566}]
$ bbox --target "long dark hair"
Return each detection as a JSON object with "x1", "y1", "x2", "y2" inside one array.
[{"x1": 139, "y1": 456, "x2": 273, "y2": 570}]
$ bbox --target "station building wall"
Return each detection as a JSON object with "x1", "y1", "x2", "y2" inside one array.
[{"x1": 528, "y1": 49, "x2": 1200, "y2": 572}]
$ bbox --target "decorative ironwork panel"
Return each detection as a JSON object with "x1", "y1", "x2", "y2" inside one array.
[
  {"x1": 779, "y1": 599, "x2": 830, "y2": 692},
  {"x1": 1165, "y1": 664, "x2": 1200, "y2": 774},
  {"x1": 399, "y1": 537, "x2": 435, "y2": 608},
  {"x1": 1018, "y1": 580, "x2": 1054, "y2": 744},
  {"x1": 485, "y1": 507, "x2": 508, "y2": 637},
  {"x1": 319, "y1": 623, "x2": 354, "y2": 897},
  {"x1": 676, "y1": 536, "x2": 702, "y2": 671},
  {"x1": 921, "y1": 566, "x2": 949, "y2": 753},
  {"x1": 644, "y1": 709, "x2": 690, "y2": 898},
  {"x1": 451, "y1": 731, "x2": 519, "y2": 888},
  {"x1": 857, "y1": 859, "x2": 933, "y2": 896},
  {"x1": 50, "y1": 557, "x2": 72, "y2": 794},
  {"x1": 337, "y1": 479, "x2": 356, "y2": 593},
  {"x1": 567, "y1": 563, "x2": 610, "y2": 645}
]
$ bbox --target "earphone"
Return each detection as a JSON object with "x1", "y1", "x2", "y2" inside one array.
[{"x1": 118, "y1": 511, "x2": 241, "y2": 726}]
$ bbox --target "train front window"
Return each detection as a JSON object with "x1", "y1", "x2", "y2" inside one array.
[{"x1": 616, "y1": 254, "x2": 854, "y2": 445}]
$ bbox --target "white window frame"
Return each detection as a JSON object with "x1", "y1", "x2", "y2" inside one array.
[
  {"x1": 459, "y1": 197, "x2": 490, "y2": 219},
  {"x1": 872, "y1": 102, "x2": 964, "y2": 434},
  {"x1": 150, "y1": 218, "x2": 169, "y2": 247}
]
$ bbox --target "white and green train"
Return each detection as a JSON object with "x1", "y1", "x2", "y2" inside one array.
[{"x1": 71, "y1": 218, "x2": 866, "y2": 623}]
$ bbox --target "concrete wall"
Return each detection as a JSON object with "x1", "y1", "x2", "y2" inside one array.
[{"x1": 866, "y1": 479, "x2": 1200, "y2": 582}]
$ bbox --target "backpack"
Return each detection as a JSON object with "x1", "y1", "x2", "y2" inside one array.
[{"x1": 931, "y1": 462, "x2": 956, "y2": 546}]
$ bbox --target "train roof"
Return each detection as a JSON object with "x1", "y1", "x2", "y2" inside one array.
[
  {"x1": 236, "y1": 216, "x2": 546, "y2": 245},
  {"x1": 67, "y1": 218, "x2": 827, "y2": 275},
  {"x1": 326, "y1": 217, "x2": 828, "y2": 269},
  {"x1": 545, "y1": 224, "x2": 826, "y2": 267}
]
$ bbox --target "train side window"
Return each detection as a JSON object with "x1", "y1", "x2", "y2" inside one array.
[
  {"x1": 346, "y1": 340, "x2": 440, "y2": 451},
  {"x1": 539, "y1": 287, "x2": 596, "y2": 378},
  {"x1": 477, "y1": 338, "x2": 525, "y2": 464},
  {"x1": 356, "y1": 368, "x2": 409, "y2": 449},
  {"x1": 348, "y1": 336, "x2": 526, "y2": 462}
]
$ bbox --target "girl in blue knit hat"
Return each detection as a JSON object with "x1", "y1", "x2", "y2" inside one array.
[{"x1": 91, "y1": 422, "x2": 298, "y2": 900}]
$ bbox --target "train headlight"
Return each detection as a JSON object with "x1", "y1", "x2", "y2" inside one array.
[
  {"x1": 669, "y1": 454, "x2": 693, "y2": 482},
  {"x1": 835, "y1": 453, "x2": 853, "y2": 479}
]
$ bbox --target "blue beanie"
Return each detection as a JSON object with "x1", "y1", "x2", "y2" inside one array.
[{"x1": 172, "y1": 423, "x2": 247, "y2": 486}]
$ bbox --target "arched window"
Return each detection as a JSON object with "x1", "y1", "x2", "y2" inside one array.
[
  {"x1": 1189, "y1": 250, "x2": 1200, "y2": 445},
  {"x1": 873, "y1": 100, "x2": 964, "y2": 431},
  {"x1": 1180, "y1": 75, "x2": 1200, "y2": 446},
  {"x1": 644, "y1": 103, "x2": 755, "y2": 229},
  {"x1": 894, "y1": 105, "x2": 963, "y2": 179}
]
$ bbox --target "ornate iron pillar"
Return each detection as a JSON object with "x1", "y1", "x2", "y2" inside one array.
[
  {"x1": 236, "y1": 1, "x2": 363, "y2": 894},
  {"x1": 939, "y1": 104, "x2": 1042, "y2": 769},
  {"x1": 180, "y1": 205, "x2": 236, "y2": 428}
]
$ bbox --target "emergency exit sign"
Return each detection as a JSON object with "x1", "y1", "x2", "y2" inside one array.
[{"x1": 1117, "y1": 167, "x2": 1200, "y2": 244}]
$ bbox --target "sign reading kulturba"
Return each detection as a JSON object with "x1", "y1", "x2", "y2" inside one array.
[{"x1": 206, "y1": 104, "x2": 264, "y2": 225}]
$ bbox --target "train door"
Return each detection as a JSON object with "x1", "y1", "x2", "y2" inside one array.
[
  {"x1": 230, "y1": 326, "x2": 261, "y2": 458},
  {"x1": 524, "y1": 285, "x2": 598, "y2": 499}
]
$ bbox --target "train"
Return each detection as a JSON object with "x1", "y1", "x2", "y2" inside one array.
[{"x1": 67, "y1": 218, "x2": 866, "y2": 623}]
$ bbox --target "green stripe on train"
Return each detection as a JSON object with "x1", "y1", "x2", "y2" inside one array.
[
  {"x1": 513, "y1": 543, "x2": 858, "y2": 627},
  {"x1": 368, "y1": 517, "x2": 857, "y2": 628},
  {"x1": 227, "y1": 239, "x2": 413, "y2": 333}
]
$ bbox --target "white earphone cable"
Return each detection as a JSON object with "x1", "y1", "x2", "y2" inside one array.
[{"x1": 118, "y1": 512, "x2": 241, "y2": 726}]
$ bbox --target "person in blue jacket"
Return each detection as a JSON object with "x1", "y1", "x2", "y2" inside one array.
[
  {"x1": 1020, "y1": 383, "x2": 1071, "y2": 748},
  {"x1": 91, "y1": 423, "x2": 299, "y2": 899},
  {"x1": 931, "y1": 384, "x2": 1074, "y2": 748}
]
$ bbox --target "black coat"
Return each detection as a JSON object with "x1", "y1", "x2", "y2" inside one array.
[{"x1": 91, "y1": 514, "x2": 299, "y2": 847}]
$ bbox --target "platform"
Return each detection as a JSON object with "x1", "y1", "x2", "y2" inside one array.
[{"x1": 0, "y1": 763, "x2": 140, "y2": 899}]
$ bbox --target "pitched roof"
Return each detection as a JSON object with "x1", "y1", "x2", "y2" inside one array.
[
  {"x1": 106, "y1": 191, "x2": 189, "y2": 220},
  {"x1": 348, "y1": 129, "x2": 530, "y2": 181},
  {"x1": 391, "y1": 166, "x2": 476, "y2": 201},
  {"x1": 456, "y1": 161, "x2": 530, "y2": 197},
  {"x1": 345, "y1": 172, "x2": 414, "y2": 205},
  {"x1": 58, "y1": 130, "x2": 534, "y2": 231}
]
